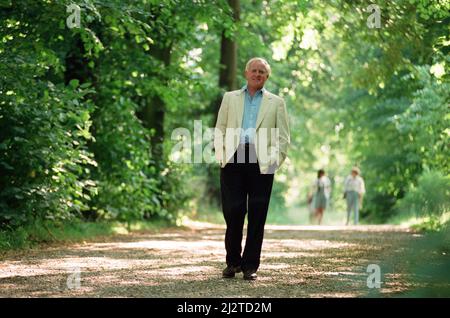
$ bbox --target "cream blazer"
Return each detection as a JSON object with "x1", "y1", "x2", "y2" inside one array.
[{"x1": 214, "y1": 88, "x2": 290, "y2": 174}]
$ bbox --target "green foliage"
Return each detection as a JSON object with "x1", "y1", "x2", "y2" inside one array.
[
  {"x1": 1, "y1": 0, "x2": 448, "y2": 234},
  {"x1": 410, "y1": 215, "x2": 450, "y2": 233},
  {"x1": 395, "y1": 63, "x2": 450, "y2": 172},
  {"x1": 401, "y1": 224, "x2": 450, "y2": 296},
  {"x1": 395, "y1": 170, "x2": 450, "y2": 219},
  {"x1": 0, "y1": 219, "x2": 173, "y2": 251},
  {"x1": 310, "y1": 0, "x2": 450, "y2": 221},
  {"x1": 1, "y1": 0, "x2": 232, "y2": 231},
  {"x1": 90, "y1": 96, "x2": 159, "y2": 222},
  {"x1": 0, "y1": 76, "x2": 97, "y2": 226}
]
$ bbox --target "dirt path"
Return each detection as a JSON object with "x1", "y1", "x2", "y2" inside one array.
[{"x1": 0, "y1": 222, "x2": 429, "y2": 297}]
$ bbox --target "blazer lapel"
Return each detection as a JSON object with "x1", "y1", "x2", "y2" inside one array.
[
  {"x1": 235, "y1": 90, "x2": 245, "y2": 127},
  {"x1": 255, "y1": 93, "x2": 272, "y2": 130}
]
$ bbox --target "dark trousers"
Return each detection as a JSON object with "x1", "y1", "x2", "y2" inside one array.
[{"x1": 220, "y1": 144, "x2": 274, "y2": 271}]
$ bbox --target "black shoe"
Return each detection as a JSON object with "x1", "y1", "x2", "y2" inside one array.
[
  {"x1": 243, "y1": 269, "x2": 257, "y2": 280},
  {"x1": 222, "y1": 265, "x2": 242, "y2": 278}
]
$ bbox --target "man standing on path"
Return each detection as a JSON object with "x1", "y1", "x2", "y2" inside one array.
[{"x1": 214, "y1": 57, "x2": 290, "y2": 280}]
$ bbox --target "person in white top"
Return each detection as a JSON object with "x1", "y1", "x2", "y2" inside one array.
[
  {"x1": 308, "y1": 169, "x2": 331, "y2": 225},
  {"x1": 343, "y1": 167, "x2": 366, "y2": 225}
]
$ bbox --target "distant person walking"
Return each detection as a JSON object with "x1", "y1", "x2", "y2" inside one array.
[
  {"x1": 308, "y1": 169, "x2": 331, "y2": 225},
  {"x1": 344, "y1": 167, "x2": 366, "y2": 225}
]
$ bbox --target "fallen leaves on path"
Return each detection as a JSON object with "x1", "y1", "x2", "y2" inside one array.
[{"x1": 0, "y1": 223, "x2": 433, "y2": 297}]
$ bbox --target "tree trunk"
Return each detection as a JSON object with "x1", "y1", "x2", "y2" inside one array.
[
  {"x1": 207, "y1": 0, "x2": 240, "y2": 206},
  {"x1": 137, "y1": 45, "x2": 171, "y2": 161},
  {"x1": 218, "y1": 0, "x2": 239, "y2": 91}
]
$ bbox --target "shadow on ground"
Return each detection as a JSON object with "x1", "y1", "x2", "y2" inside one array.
[{"x1": 0, "y1": 223, "x2": 436, "y2": 297}]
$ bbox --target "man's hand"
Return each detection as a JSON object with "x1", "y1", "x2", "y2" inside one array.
[{"x1": 267, "y1": 162, "x2": 278, "y2": 174}]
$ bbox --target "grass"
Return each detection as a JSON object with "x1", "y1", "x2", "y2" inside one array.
[
  {"x1": 187, "y1": 200, "x2": 225, "y2": 224},
  {"x1": 0, "y1": 218, "x2": 175, "y2": 252},
  {"x1": 388, "y1": 211, "x2": 450, "y2": 232},
  {"x1": 191, "y1": 200, "x2": 358, "y2": 226},
  {"x1": 3, "y1": 206, "x2": 447, "y2": 253},
  {"x1": 266, "y1": 204, "x2": 353, "y2": 225}
]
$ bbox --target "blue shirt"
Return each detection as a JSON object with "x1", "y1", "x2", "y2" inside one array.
[{"x1": 240, "y1": 85, "x2": 264, "y2": 144}]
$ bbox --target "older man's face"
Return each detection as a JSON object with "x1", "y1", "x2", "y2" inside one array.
[{"x1": 245, "y1": 61, "x2": 269, "y2": 90}]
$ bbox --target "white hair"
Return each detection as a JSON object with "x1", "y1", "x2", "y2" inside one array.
[{"x1": 245, "y1": 57, "x2": 271, "y2": 76}]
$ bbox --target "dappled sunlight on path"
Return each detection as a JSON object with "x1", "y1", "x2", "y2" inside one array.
[{"x1": 0, "y1": 222, "x2": 424, "y2": 297}]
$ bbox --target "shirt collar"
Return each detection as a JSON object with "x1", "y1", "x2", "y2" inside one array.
[{"x1": 242, "y1": 84, "x2": 265, "y2": 96}]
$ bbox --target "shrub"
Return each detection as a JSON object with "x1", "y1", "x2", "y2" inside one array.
[{"x1": 395, "y1": 170, "x2": 450, "y2": 218}]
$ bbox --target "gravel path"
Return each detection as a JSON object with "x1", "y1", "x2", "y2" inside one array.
[{"x1": 0, "y1": 222, "x2": 428, "y2": 297}]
